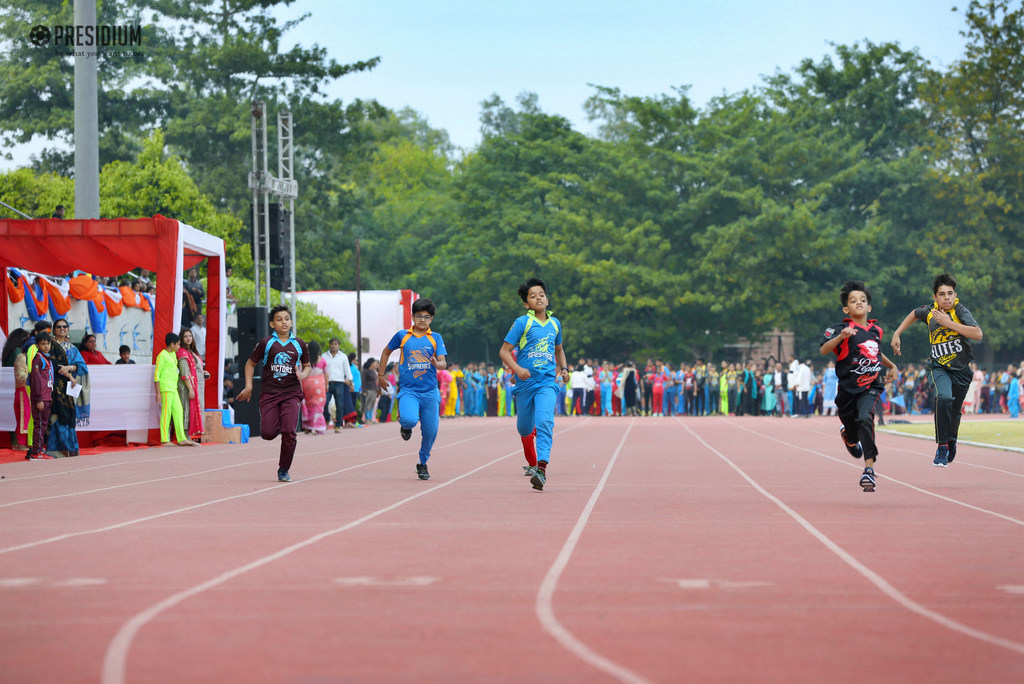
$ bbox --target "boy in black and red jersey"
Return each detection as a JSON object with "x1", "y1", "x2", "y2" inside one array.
[
  {"x1": 820, "y1": 280, "x2": 898, "y2": 492},
  {"x1": 890, "y1": 273, "x2": 983, "y2": 467},
  {"x1": 237, "y1": 305, "x2": 311, "y2": 482}
]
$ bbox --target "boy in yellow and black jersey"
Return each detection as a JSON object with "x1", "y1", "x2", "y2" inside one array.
[{"x1": 891, "y1": 273, "x2": 983, "y2": 467}]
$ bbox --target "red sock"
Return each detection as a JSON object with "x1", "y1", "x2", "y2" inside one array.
[
  {"x1": 537, "y1": 460, "x2": 547, "y2": 474},
  {"x1": 522, "y1": 429, "x2": 537, "y2": 467}
]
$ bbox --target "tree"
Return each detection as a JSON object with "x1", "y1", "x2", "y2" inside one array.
[
  {"x1": 99, "y1": 130, "x2": 251, "y2": 272},
  {"x1": 919, "y1": 0, "x2": 1024, "y2": 355}
]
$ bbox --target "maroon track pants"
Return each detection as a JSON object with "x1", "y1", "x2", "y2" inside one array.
[{"x1": 260, "y1": 391, "x2": 302, "y2": 471}]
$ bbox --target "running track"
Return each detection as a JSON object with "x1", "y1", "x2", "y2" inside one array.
[{"x1": 1, "y1": 416, "x2": 1022, "y2": 683}]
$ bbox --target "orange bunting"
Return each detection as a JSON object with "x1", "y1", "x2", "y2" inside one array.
[
  {"x1": 39, "y1": 278, "x2": 71, "y2": 315},
  {"x1": 6, "y1": 273, "x2": 25, "y2": 303}
]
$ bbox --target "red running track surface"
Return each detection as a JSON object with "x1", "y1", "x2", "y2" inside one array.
[{"x1": 0, "y1": 415, "x2": 1022, "y2": 683}]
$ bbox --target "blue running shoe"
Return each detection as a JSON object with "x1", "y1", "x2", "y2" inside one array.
[
  {"x1": 523, "y1": 465, "x2": 537, "y2": 477},
  {"x1": 840, "y1": 426, "x2": 863, "y2": 459},
  {"x1": 860, "y1": 467, "x2": 876, "y2": 492},
  {"x1": 278, "y1": 469, "x2": 291, "y2": 482},
  {"x1": 933, "y1": 445, "x2": 949, "y2": 468},
  {"x1": 530, "y1": 469, "x2": 546, "y2": 491}
]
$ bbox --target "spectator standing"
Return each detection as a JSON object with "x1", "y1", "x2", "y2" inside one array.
[
  {"x1": 27, "y1": 332, "x2": 56, "y2": 460},
  {"x1": 822, "y1": 360, "x2": 839, "y2": 416},
  {"x1": 349, "y1": 352, "x2": 363, "y2": 424},
  {"x1": 177, "y1": 328, "x2": 206, "y2": 442},
  {"x1": 191, "y1": 314, "x2": 207, "y2": 361},
  {"x1": 362, "y1": 357, "x2": 380, "y2": 423},
  {"x1": 300, "y1": 341, "x2": 328, "y2": 435},
  {"x1": 323, "y1": 338, "x2": 356, "y2": 431},
  {"x1": 3, "y1": 329, "x2": 32, "y2": 450},
  {"x1": 48, "y1": 318, "x2": 88, "y2": 457}
]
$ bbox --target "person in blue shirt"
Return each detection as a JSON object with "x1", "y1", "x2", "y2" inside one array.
[
  {"x1": 499, "y1": 277, "x2": 571, "y2": 491},
  {"x1": 377, "y1": 298, "x2": 448, "y2": 481}
]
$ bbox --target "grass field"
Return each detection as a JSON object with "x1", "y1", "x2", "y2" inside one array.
[{"x1": 879, "y1": 419, "x2": 1024, "y2": 450}]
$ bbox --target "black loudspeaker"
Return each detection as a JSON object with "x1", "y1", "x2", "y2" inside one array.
[
  {"x1": 249, "y1": 203, "x2": 291, "y2": 291},
  {"x1": 233, "y1": 376, "x2": 262, "y2": 434},
  {"x1": 233, "y1": 306, "x2": 268, "y2": 434},
  {"x1": 236, "y1": 306, "x2": 268, "y2": 366}
]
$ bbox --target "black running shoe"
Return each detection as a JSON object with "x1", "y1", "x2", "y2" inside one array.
[
  {"x1": 840, "y1": 426, "x2": 863, "y2": 459},
  {"x1": 416, "y1": 463, "x2": 430, "y2": 480},
  {"x1": 860, "y1": 467, "x2": 875, "y2": 492},
  {"x1": 400, "y1": 427, "x2": 412, "y2": 441},
  {"x1": 947, "y1": 439, "x2": 956, "y2": 463}
]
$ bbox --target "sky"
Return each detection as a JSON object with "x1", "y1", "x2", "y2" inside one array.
[
  {"x1": 276, "y1": 0, "x2": 971, "y2": 149},
  {"x1": 2, "y1": 0, "x2": 971, "y2": 167}
]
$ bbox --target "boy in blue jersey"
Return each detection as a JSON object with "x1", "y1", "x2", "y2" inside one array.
[
  {"x1": 378, "y1": 298, "x2": 448, "y2": 481},
  {"x1": 499, "y1": 277, "x2": 571, "y2": 491}
]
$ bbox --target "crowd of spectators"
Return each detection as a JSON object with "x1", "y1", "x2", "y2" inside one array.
[{"x1": 281, "y1": 354, "x2": 1022, "y2": 426}]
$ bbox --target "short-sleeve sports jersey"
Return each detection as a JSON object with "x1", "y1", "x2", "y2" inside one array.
[
  {"x1": 248, "y1": 334, "x2": 309, "y2": 396},
  {"x1": 913, "y1": 300, "x2": 978, "y2": 371},
  {"x1": 504, "y1": 311, "x2": 563, "y2": 391},
  {"x1": 387, "y1": 328, "x2": 447, "y2": 394},
  {"x1": 820, "y1": 318, "x2": 885, "y2": 394}
]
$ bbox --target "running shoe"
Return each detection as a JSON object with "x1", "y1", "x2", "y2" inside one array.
[
  {"x1": 933, "y1": 445, "x2": 949, "y2": 468},
  {"x1": 416, "y1": 463, "x2": 430, "y2": 480},
  {"x1": 278, "y1": 469, "x2": 291, "y2": 482},
  {"x1": 400, "y1": 427, "x2": 412, "y2": 441},
  {"x1": 840, "y1": 426, "x2": 863, "y2": 459},
  {"x1": 947, "y1": 439, "x2": 957, "y2": 463},
  {"x1": 26, "y1": 452, "x2": 55, "y2": 460},
  {"x1": 523, "y1": 465, "x2": 537, "y2": 477},
  {"x1": 860, "y1": 467, "x2": 876, "y2": 492},
  {"x1": 530, "y1": 469, "x2": 546, "y2": 491}
]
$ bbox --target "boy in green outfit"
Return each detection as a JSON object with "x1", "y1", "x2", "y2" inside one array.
[{"x1": 154, "y1": 332, "x2": 196, "y2": 446}]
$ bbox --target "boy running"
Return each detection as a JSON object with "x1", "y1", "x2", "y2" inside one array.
[
  {"x1": 237, "y1": 306, "x2": 311, "y2": 482},
  {"x1": 820, "y1": 280, "x2": 897, "y2": 492},
  {"x1": 499, "y1": 277, "x2": 571, "y2": 491},
  {"x1": 377, "y1": 298, "x2": 448, "y2": 481},
  {"x1": 890, "y1": 273, "x2": 983, "y2": 467}
]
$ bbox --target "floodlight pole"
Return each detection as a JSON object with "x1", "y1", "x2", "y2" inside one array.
[{"x1": 73, "y1": 0, "x2": 100, "y2": 219}]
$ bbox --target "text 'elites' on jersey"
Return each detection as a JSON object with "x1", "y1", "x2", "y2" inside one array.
[
  {"x1": 820, "y1": 319, "x2": 884, "y2": 394},
  {"x1": 914, "y1": 300, "x2": 978, "y2": 371},
  {"x1": 504, "y1": 312, "x2": 562, "y2": 390}
]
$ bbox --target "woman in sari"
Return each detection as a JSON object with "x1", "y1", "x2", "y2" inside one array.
[
  {"x1": 49, "y1": 318, "x2": 88, "y2": 457},
  {"x1": 3, "y1": 329, "x2": 32, "y2": 450},
  {"x1": 300, "y1": 341, "x2": 327, "y2": 434},
  {"x1": 177, "y1": 328, "x2": 207, "y2": 442}
]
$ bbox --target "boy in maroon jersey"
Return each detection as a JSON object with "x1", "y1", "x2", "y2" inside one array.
[
  {"x1": 820, "y1": 280, "x2": 898, "y2": 492},
  {"x1": 237, "y1": 306, "x2": 311, "y2": 482},
  {"x1": 27, "y1": 332, "x2": 56, "y2": 460}
]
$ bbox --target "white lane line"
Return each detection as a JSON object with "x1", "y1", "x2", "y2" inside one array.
[
  {"x1": 536, "y1": 418, "x2": 653, "y2": 684},
  {"x1": 802, "y1": 424, "x2": 1024, "y2": 473},
  {"x1": 0, "y1": 427, "x2": 510, "y2": 556},
  {"x1": 729, "y1": 420, "x2": 1024, "y2": 527},
  {"x1": 0, "y1": 434, "x2": 400, "y2": 509},
  {"x1": 101, "y1": 445, "x2": 524, "y2": 684},
  {"x1": 683, "y1": 422, "x2": 1024, "y2": 657},
  {"x1": 0, "y1": 445, "x2": 240, "y2": 481}
]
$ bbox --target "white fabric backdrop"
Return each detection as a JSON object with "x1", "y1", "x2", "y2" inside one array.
[{"x1": 0, "y1": 365, "x2": 159, "y2": 432}]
